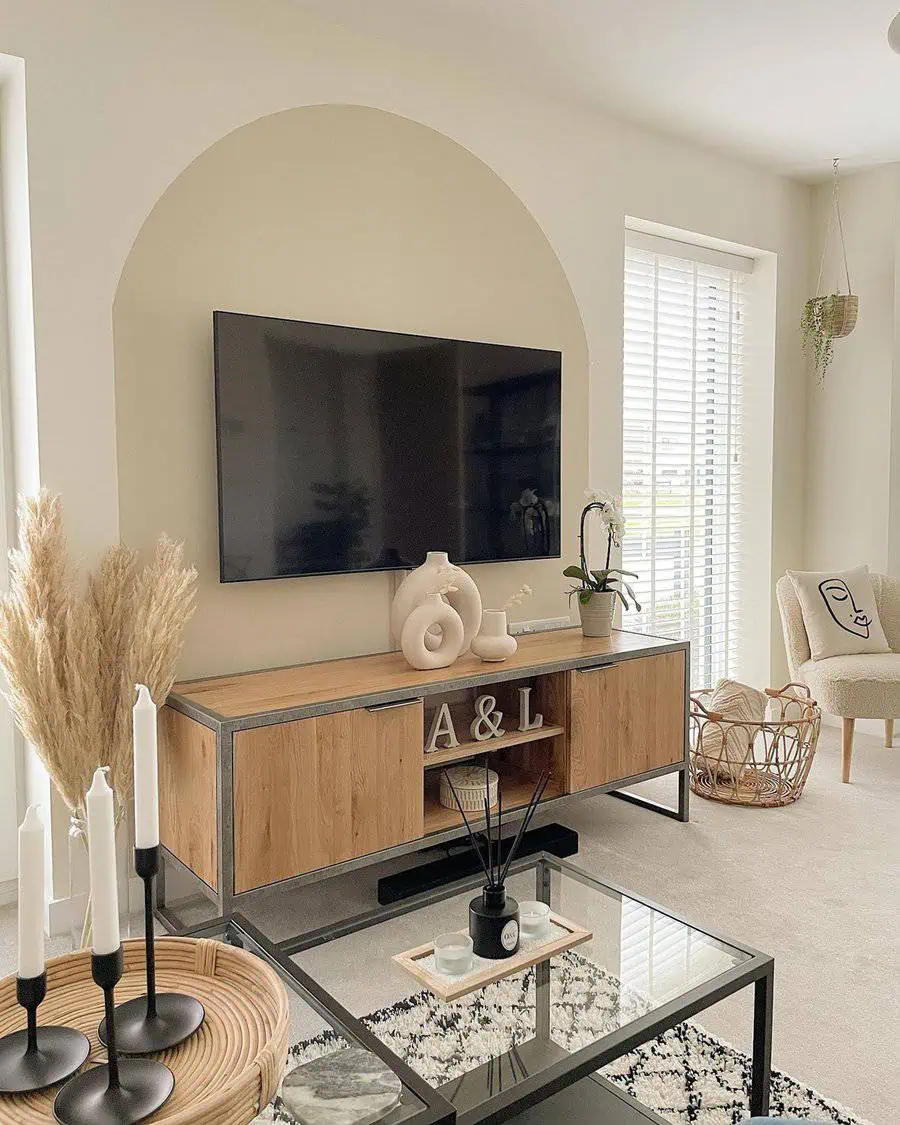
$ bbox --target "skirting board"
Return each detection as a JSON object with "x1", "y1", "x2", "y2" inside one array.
[
  {"x1": 46, "y1": 875, "x2": 143, "y2": 937},
  {"x1": 0, "y1": 879, "x2": 15, "y2": 908}
]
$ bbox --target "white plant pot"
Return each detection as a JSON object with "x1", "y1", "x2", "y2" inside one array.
[
  {"x1": 471, "y1": 609, "x2": 518, "y2": 662},
  {"x1": 390, "y1": 551, "x2": 482, "y2": 653},
  {"x1": 578, "y1": 591, "x2": 615, "y2": 638}
]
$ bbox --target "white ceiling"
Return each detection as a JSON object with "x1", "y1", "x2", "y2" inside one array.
[{"x1": 296, "y1": 0, "x2": 900, "y2": 180}]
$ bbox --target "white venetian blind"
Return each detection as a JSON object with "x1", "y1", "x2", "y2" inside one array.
[{"x1": 622, "y1": 232, "x2": 749, "y2": 689}]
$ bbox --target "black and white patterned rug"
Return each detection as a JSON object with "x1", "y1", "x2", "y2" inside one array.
[{"x1": 259, "y1": 952, "x2": 869, "y2": 1124}]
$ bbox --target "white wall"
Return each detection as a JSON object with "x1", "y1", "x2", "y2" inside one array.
[
  {"x1": 113, "y1": 105, "x2": 588, "y2": 676},
  {"x1": 0, "y1": 0, "x2": 809, "y2": 898},
  {"x1": 806, "y1": 164, "x2": 900, "y2": 574}
]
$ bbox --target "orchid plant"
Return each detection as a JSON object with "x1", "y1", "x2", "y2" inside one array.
[{"x1": 563, "y1": 489, "x2": 641, "y2": 609}]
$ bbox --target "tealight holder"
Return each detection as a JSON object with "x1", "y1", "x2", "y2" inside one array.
[
  {"x1": 53, "y1": 946, "x2": 174, "y2": 1125},
  {"x1": 434, "y1": 933, "x2": 473, "y2": 976},
  {"x1": 98, "y1": 846, "x2": 204, "y2": 1055},
  {"x1": 0, "y1": 971, "x2": 90, "y2": 1094},
  {"x1": 518, "y1": 900, "x2": 551, "y2": 942}
]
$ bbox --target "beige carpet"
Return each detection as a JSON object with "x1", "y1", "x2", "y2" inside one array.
[
  {"x1": 0, "y1": 724, "x2": 895, "y2": 1122},
  {"x1": 564, "y1": 724, "x2": 898, "y2": 1125}
]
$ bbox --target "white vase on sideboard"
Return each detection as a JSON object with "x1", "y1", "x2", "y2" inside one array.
[
  {"x1": 390, "y1": 551, "x2": 482, "y2": 653},
  {"x1": 400, "y1": 593, "x2": 465, "y2": 670},
  {"x1": 471, "y1": 609, "x2": 518, "y2": 662}
]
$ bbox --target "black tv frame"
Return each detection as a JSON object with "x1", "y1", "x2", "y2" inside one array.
[{"x1": 213, "y1": 310, "x2": 562, "y2": 583}]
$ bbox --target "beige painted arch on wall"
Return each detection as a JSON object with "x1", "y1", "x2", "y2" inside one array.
[{"x1": 114, "y1": 104, "x2": 589, "y2": 678}]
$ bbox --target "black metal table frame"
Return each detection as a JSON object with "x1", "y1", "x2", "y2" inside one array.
[{"x1": 158, "y1": 852, "x2": 772, "y2": 1125}]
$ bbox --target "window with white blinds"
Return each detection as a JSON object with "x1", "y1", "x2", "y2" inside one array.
[{"x1": 622, "y1": 234, "x2": 749, "y2": 689}]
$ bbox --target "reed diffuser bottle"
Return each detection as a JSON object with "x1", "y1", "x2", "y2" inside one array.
[
  {"x1": 443, "y1": 763, "x2": 551, "y2": 961},
  {"x1": 469, "y1": 883, "x2": 520, "y2": 959}
]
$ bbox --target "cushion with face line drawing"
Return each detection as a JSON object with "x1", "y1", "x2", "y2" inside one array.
[{"x1": 787, "y1": 564, "x2": 890, "y2": 661}]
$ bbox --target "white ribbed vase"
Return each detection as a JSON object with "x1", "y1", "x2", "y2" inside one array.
[
  {"x1": 471, "y1": 610, "x2": 518, "y2": 662},
  {"x1": 578, "y1": 591, "x2": 615, "y2": 638}
]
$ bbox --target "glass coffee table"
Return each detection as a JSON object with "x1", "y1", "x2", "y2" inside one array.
[{"x1": 170, "y1": 855, "x2": 773, "y2": 1125}]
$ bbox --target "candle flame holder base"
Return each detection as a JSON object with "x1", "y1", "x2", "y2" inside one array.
[
  {"x1": 98, "y1": 846, "x2": 204, "y2": 1055},
  {"x1": 54, "y1": 948, "x2": 173, "y2": 1125},
  {"x1": 98, "y1": 992, "x2": 204, "y2": 1055},
  {"x1": 0, "y1": 973, "x2": 89, "y2": 1094},
  {"x1": 53, "y1": 1058, "x2": 175, "y2": 1125}
]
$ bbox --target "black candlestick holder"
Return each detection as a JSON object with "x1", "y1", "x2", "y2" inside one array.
[
  {"x1": 0, "y1": 971, "x2": 90, "y2": 1093},
  {"x1": 53, "y1": 947, "x2": 174, "y2": 1125},
  {"x1": 97, "y1": 846, "x2": 204, "y2": 1055}
]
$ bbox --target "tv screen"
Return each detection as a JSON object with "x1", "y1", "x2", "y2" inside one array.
[{"x1": 213, "y1": 311, "x2": 562, "y2": 582}]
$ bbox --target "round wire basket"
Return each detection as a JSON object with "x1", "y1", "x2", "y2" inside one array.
[{"x1": 689, "y1": 683, "x2": 821, "y2": 807}]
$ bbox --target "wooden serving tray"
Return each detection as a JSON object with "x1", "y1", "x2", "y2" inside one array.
[
  {"x1": 0, "y1": 937, "x2": 289, "y2": 1124},
  {"x1": 392, "y1": 912, "x2": 592, "y2": 1002}
]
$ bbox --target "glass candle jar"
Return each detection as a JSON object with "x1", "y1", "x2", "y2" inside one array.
[
  {"x1": 434, "y1": 932, "x2": 474, "y2": 975},
  {"x1": 519, "y1": 900, "x2": 551, "y2": 941}
]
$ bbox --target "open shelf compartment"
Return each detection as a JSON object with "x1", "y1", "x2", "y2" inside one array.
[{"x1": 421, "y1": 670, "x2": 568, "y2": 836}]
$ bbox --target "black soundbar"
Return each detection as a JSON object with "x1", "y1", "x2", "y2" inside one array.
[{"x1": 377, "y1": 823, "x2": 578, "y2": 905}]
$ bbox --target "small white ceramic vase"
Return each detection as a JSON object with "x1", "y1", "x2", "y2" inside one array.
[
  {"x1": 471, "y1": 609, "x2": 518, "y2": 662},
  {"x1": 578, "y1": 591, "x2": 615, "y2": 637},
  {"x1": 400, "y1": 593, "x2": 465, "y2": 670},
  {"x1": 391, "y1": 551, "x2": 482, "y2": 653}
]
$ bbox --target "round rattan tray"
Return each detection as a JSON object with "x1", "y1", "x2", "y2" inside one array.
[{"x1": 0, "y1": 937, "x2": 289, "y2": 1124}]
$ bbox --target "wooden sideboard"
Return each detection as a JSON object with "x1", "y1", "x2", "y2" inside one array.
[{"x1": 159, "y1": 628, "x2": 689, "y2": 922}]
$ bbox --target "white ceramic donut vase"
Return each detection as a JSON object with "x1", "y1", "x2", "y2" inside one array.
[
  {"x1": 390, "y1": 551, "x2": 482, "y2": 653},
  {"x1": 400, "y1": 593, "x2": 465, "y2": 670}
]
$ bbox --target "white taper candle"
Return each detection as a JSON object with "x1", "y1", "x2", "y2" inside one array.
[
  {"x1": 133, "y1": 684, "x2": 160, "y2": 849},
  {"x1": 17, "y1": 806, "x2": 45, "y2": 979},
  {"x1": 86, "y1": 767, "x2": 120, "y2": 956}
]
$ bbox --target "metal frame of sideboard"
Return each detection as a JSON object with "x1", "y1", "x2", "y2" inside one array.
[{"x1": 155, "y1": 629, "x2": 691, "y2": 936}]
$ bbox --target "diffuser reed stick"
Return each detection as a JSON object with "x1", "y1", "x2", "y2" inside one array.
[
  {"x1": 442, "y1": 763, "x2": 552, "y2": 890},
  {"x1": 498, "y1": 767, "x2": 551, "y2": 885},
  {"x1": 442, "y1": 771, "x2": 493, "y2": 884}
]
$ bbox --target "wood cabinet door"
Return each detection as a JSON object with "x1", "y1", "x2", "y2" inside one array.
[
  {"x1": 233, "y1": 699, "x2": 423, "y2": 892},
  {"x1": 568, "y1": 652, "x2": 685, "y2": 792},
  {"x1": 158, "y1": 707, "x2": 218, "y2": 891}
]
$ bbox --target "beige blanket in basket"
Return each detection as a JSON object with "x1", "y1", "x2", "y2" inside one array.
[{"x1": 696, "y1": 679, "x2": 768, "y2": 779}]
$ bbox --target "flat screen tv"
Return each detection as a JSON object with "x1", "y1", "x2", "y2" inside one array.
[{"x1": 213, "y1": 311, "x2": 562, "y2": 581}]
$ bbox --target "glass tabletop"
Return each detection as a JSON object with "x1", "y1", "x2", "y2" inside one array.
[
  {"x1": 240, "y1": 960, "x2": 435, "y2": 1125},
  {"x1": 270, "y1": 855, "x2": 751, "y2": 1119}
]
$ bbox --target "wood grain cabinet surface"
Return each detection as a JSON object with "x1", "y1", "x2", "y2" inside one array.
[
  {"x1": 232, "y1": 699, "x2": 424, "y2": 892},
  {"x1": 568, "y1": 651, "x2": 686, "y2": 792},
  {"x1": 158, "y1": 707, "x2": 218, "y2": 891}
]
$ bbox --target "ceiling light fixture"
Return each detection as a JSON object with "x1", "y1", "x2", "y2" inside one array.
[{"x1": 889, "y1": 11, "x2": 900, "y2": 52}]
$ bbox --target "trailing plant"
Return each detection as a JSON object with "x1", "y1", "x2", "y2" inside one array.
[
  {"x1": 801, "y1": 296, "x2": 835, "y2": 382},
  {"x1": 803, "y1": 158, "x2": 858, "y2": 384},
  {"x1": 563, "y1": 489, "x2": 641, "y2": 610}
]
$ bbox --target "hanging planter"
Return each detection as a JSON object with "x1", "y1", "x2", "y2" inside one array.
[{"x1": 802, "y1": 158, "x2": 858, "y2": 383}]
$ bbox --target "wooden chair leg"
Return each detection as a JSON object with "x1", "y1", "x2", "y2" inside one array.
[
  {"x1": 842, "y1": 718, "x2": 855, "y2": 783},
  {"x1": 886, "y1": 719, "x2": 894, "y2": 747}
]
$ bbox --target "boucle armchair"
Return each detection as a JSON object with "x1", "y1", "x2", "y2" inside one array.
[{"x1": 776, "y1": 572, "x2": 900, "y2": 782}]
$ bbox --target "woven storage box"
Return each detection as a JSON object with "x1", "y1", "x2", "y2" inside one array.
[
  {"x1": 440, "y1": 765, "x2": 498, "y2": 812},
  {"x1": 689, "y1": 683, "x2": 821, "y2": 807},
  {"x1": 0, "y1": 937, "x2": 289, "y2": 1124}
]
